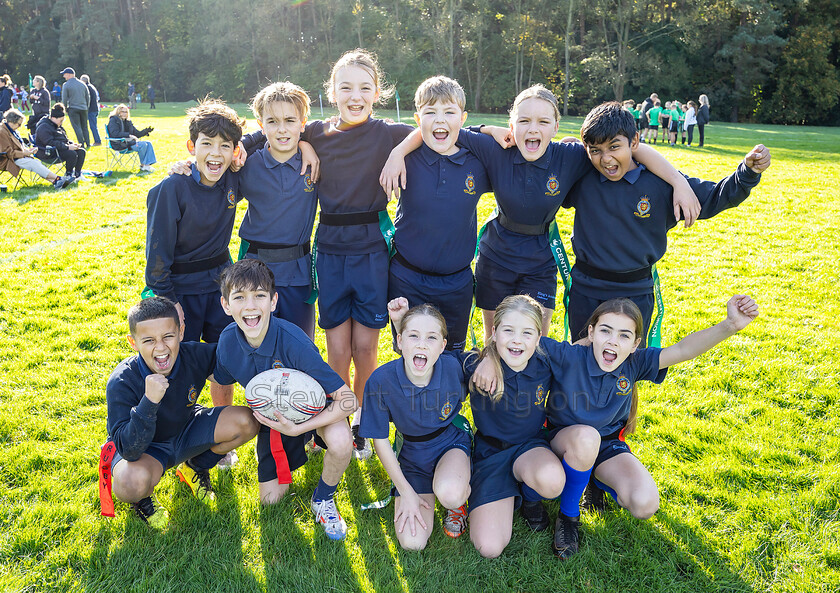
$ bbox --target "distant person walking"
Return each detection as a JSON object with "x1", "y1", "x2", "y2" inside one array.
[
  {"x1": 80, "y1": 74, "x2": 102, "y2": 146},
  {"x1": 60, "y1": 67, "x2": 90, "y2": 148},
  {"x1": 147, "y1": 85, "x2": 156, "y2": 109},
  {"x1": 51, "y1": 81, "x2": 61, "y2": 100},
  {"x1": 697, "y1": 94, "x2": 710, "y2": 147}
]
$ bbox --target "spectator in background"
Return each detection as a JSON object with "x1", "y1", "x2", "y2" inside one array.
[
  {"x1": 697, "y1": 94, "x2": 711, "y2": 147},
  {"x1": 80, "y1": 74, "x2": 102, "y2": 146},
  {"x1": 1, "y1": 108, "x2": 73, "y2": 188},
  {"x1": 51, "y1": 81, "x2": 61, "y2": 100},
  {"x1": 684, "y1": 101, "x2": 698, "y2": 147},
  {"x1": 106, "y1": 104, "x2": 156, "y2": 172},
  {"x1": 128, "y1": 82, "x2": 136, "y2": 109},
  {"x1": 33, "y1": 103, "x2": 87, "y2": 180},
  {"x1": 28, "y1": 76, "x2": 51, "y2": 136},
  {"x1": 60, "y1": 67, "x2": 90, "y2": 148},
  {"x1": 0, "y1": 76, "x2": 13, "y2": 113},
  {"x1": 147, "y1": 84, "x2": 156, "y2": 109}
]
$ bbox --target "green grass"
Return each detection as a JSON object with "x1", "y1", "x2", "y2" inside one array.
[{"x1": 1, "y1": 103, "x2": 838, "y2": 592}]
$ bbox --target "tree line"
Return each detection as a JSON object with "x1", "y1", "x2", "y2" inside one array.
[{"x1": 1, "y1": 0, "x2": 837, "y2": 125}]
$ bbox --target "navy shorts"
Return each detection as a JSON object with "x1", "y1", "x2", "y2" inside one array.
[
  {"x1": 468, "y1": 436, "x2": 551, "y2": 512},
  {"x1": 594, "y1": 433, "x2": 633, "y2": 469},
  {"x1": 255, "y1": 423, "x2": 327, "y2": 484},
  {"x1": 396, "y1": 424, "x2": 472, "y2": 496},
  {"x1": 316, "y1": 250, "x2": 389, "y2": 330},
  {"x1": 273, "y1": 284, "x2": 316, "y2": 340},
  {"x1": 669, "y1": 121, "x2": 679, "y2": 133},
  {"x1": 111, "y1": 405, "x2": 223, "y2": 471},
  {"x1": 177, "y1": 290, "x2": 231, "y2": 343},
  {"x1": 388, "y1": 260, "x2": 474, "y2": 351},
  {"x1": 567, "y1": 286, "x2": 654, "y2": 345},
  {"x1": 475, "y1": 254, "x2": 557, "y2": 311},
  {"x1": 648, "y1": 124, "x2": 659, "y2": 130}
]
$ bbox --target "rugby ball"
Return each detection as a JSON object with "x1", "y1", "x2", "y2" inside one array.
[{"x1": 244, "y1": 368, "x2": 327, "y2": 424}]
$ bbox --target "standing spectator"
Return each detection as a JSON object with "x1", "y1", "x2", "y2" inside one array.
[
  {"x1": 28, "y1": 76, "x2": 51, "y2": 135},
  {"x1": 19, "y1": 85, "x2": 29, "y2": 113},
  {"x1": 684, "y1": 100, "x2": 698, "y2": 146},
  {"x1": 697, "y1": 94, "x2": 711, "y2": 147},
  {"x1": 0, "y1": 76, "x2": 13, "y2": 113},
  {"x1": 80, "y1": 74, "x2": 102, "y2": 146},
  {"x1": 638, "y1": 92, "x2": 657, "y2": 143},
  {"x1": 33, "y1": 103, "x2": 87, "y2": 179},
  {"x1": 60, "y1": 67, "x2": 90, "y2": 148},
  {"x1": 147, "y1": 84, "x2": 155, "y2": 109},
  {"x1": 128, "y1": 82, "x2": 136, "y2": 109},
  {"x1": 51, "y1": 81, "x2": 61, "y2": 100}
]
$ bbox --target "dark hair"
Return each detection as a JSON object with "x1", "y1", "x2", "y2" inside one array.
[
  {"x1": 50, "y1": 103, "x2": 66, "y2": 118},
  {"x1": 580, "y1": 101, "x2": 637, "y2": 146},
  {"x1": 128, "y1": 296, "x2": 180, "y2": 335},
  {"x1": 186, "y1": 98, "x2": 245, "y2": 143},
  {"x1": 584, "y1": 298, "x2": 644, "y2": 433},
  {"x1": 218, "y1": 259, "x2": 276, "y2": 300}
]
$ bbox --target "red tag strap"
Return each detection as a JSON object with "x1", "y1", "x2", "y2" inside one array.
[
  {"x1": 618, "y1": 426, "x2": 627, "y2": 442},
  {"x1": 269, "y1": 430, "x2": 293, "y2": 485},
  {"x1": 98, "y1": 442, "x2": 117, "y2": 517}
]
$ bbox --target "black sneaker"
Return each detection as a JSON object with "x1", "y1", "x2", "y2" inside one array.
[
  {"x1": 552, "y1": 513, "x2": 580, "y2": 559},
  {"x1": 131, "y1": 495, "x2": 169, "y2": 529},
  {"x1": 581, "y1": 480, "x2": 607, "y2": 513},
  {"x1": 520, "y1": 499, "x2": 550, "y2": 531}
]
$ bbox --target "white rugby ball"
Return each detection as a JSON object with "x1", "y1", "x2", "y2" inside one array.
[{"x1": 244, "y1": 368, "x2": 327, "y2": 424}]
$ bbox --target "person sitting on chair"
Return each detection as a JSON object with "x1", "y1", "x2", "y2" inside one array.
[
  {"x1": 1, "y1": 109, "x2": 73, "y2": 189},
  {"x1": 106, "y1": 104, "x2": 156, "y2": 172},
  {"x1": 33, "y1": 103, "x2": 86, "y2": 180}
]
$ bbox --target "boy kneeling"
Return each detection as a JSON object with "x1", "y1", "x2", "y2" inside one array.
[{"x1": 103, "y1": 297, "x2": 259, "y2": 528}]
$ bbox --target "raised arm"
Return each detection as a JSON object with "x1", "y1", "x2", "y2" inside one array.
[
  {"x1": 634, "y1": 143, "x2": 701, "y2": 227},
  {"x1": 658, "y1": 295, "x2": 758, "y2": 369}
]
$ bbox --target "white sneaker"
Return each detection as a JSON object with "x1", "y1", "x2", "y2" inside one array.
[
  {"x1": 217, "y1": 450, "x2": 238, "y2": 470},
  {"x1": 311, "y1": 496, "x2": 347, "y2": 540},
  {"x1": 351, "y1": 424, "x2": 373, "y2": 460}
]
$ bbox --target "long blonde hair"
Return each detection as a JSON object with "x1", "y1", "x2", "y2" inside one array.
[
  {"x1": 325, "y1": 48, "x2": 394, "y2": 105},
  {"x1": 470, "y1": 295, "x2": 544, "y2": 402}
]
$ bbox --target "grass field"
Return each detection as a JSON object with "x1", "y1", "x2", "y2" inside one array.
[{"x1": 1, "y1": 102, "x2": 838, "y2": 593}]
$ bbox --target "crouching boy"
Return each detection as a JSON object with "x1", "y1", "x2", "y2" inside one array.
[
  {"x1": 213, "y1": 259, "x2": 356, "y2": 540},
  {"x1": 102, "y1": 297, "x2": 259, "y2": 528}
]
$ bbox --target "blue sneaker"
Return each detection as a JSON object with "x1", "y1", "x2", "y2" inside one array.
[{"x1": 311, "y1": 496, "x2": 347, "y2": 540}]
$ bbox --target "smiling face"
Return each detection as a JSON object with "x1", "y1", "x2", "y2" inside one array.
[
  {"x1": 414, "y1": 100, "x2": 467, "y2": 156},
  {"x1": 221, "y1": 285, "x2": 278, "y2": 348},
  {"x1": 396, "y1": 313, "x2": 447, "y2": 387},
  {"x1": 588, "y1": 312, "x2": 641, "y2": 372},
  {"x1": 259, "y1": 100, "x2": 305, "y2": 163},
  {"x1": 585, "y1": 134, "x2": 639, "y2": 182},
  {"x1": 189, "y1": 132, "x2": 235, "y2": 187},
  {"x1": 334, "y1": 65, "x2": 379, "y2": 127},
  {"x1": 510, "y1": 97, "x2": 559, "y2": 161},
  {"x1": 118, "y1": 107, "x2": 129, "y2": 120},
  {"x1": 492, "y1": 310, "x2": 540, "y2": 372},
  {"x1": 128, "y1": 317, "x2": 181, "y2": 376}
]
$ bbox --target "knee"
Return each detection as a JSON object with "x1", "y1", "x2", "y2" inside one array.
[
  {"x1": 322, "y1": 423, "x2": 353, "y2": 459},
  {"x1": 471, "y1": 534, "x2": 508, "y2": 559},
  {"x1": 564, "y1": 425, "x2": 601, "y2": 466},
  {"x1": 259, "y1": 481, "x2": 290, "y2": 505},
  {"x1": 398, "y1": 533, "x2": 429, "y2": 552},
  {"x1": 627, "y1": 488, "x2": 659, "y2": 520},
  {"x1": 113, "y1": 464, "x2": 156, "y2": 501},
  {"x1": 434, "y1": 480, "x2": 470, "y2": 510},
  {"x1": 531, "y1": 470, "x2": 565, "y2": 499}
]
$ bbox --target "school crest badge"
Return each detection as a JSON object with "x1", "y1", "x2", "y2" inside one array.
[
  {"x1": 304, "y1": 174, "x2": 315, "y2": 193},
  {"x1": 187, "y1": 385, "x2": 198, "y2": 406},
  {"x1": 534, "y1": 384, "x2": 546, "y2": 406},
  {"x1": 634, "y1": 195, "x2": 651, "y2": 218},
  {"x1": 272, "y1": 360, "x2": 284, "y2": 369},
  {"x1": 464, "y1": 173, "x2": 476, "y2": 195},
  {"x1": 227, "y1": 188, "x2": 236, "y2": 209},
  {"x1": 616, "y1": 376, "x2": 632, "y2": 396},
  {"x1": 439, "y1": 401, "x2": 453, "y2": 421},
  {"x1": 545, "y1": 175, "x2": 561, "y2": 196}
]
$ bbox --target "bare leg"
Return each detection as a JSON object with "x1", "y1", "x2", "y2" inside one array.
[
  {"x1": 210, "y1": 406, "x2": 258, "y2": 453},
  {"x1": 482, "y1": 309, "x2": 495, "y2": 344},
  {"x1": 432, "y1": 448, "x2": 471, "y2": 509},
  {"x1": 325, "y1": 320, "x2": 353, "y2": 386},
  {"x1": 512, "y1": 446, "x2": 566, "y2": 498},
  {"x1": 112, "y1": 455, "x2": 165, "y2": 504},
  {"x1": 349, "y1": 320, "x2": 380, "y2": 397},
  {"x1": 394, "y1": 493, "x2": 437, "y2": 551},
  {"x1": 210, "y1": 380, "x2": 234, "y2": 407},
  {"x1": 550, "y1": 424, "x2": 600, "y2": 471},
  {"x1": 540, "y1": 306, "x2": 554, "y2": 338},
  {"x1": 469, "y1": 498, "x2": 514, "y2": 558},
  {"x1": 317, "y1": 418, "x2": 353, "y2": 487},
  {"x1": 594, "y1": 452, "x2": 659, "y2": 519}
]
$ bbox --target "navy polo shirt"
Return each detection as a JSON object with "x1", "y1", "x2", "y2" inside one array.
[
  {"x1": 106, "y1": 342, "x2": 216, "y2": 461},
  {"x1": 242, "y1": 118, "x2": 413, "y2": 255},
  {"x1": 213, "y1": 315, "x2": 345, "y2": 396},
  {"x1": 393, "y1": 143, "x2": 491, "y2": 274},
  {"x1": 238, "y1": 147, "x2": 317, "y2": 287},
  {"x1": 145, "y1": 164, "x2": 238, "y2": 301},
  {"x1": 466, "y1": 337, "x2": 565, "y2": 444},
  {"x1": 360, "y1": 351, "x2": 467, "y2": 439},
  {"x1": 564, "y1": 162, "x2": 762, "y2": 298},
  {"x1": 457, "y1": 129, "x2": 591, "y2": 274},
  {"x1": 547, "y1": 344, "x2": 667, "y2": 436}
]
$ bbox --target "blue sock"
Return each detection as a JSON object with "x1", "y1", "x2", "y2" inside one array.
[
  {"x1": 559, "y1": 459, "x2": 592, "y2": 518},
  {"x1": 313, "y1": 477, "x2": 337, "y2": 502},
  {"x1": 593, "y1": 478, "x2": 620, "y2": 506},
  {"x1": 521, "y1": 483, "x2": 543, "y2": 503},
  {"x1": 189, "y1": 449, "x2": 224, "y2": 471}
]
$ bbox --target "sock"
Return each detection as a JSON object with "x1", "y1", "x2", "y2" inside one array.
[
  {"x1": 593, "y1": 478, "x2": 620, "y2": 507},
  {"x1": 521, "y1": 483, "x2": 543, "y2": 503},
  {"x1": 313, "y1": 477, "x2": 338, "y2": 502},
  {"x1": 559, "y1": 459, "x2": 592, "y2": 518},
  {"x1": 189, "y1": 449, "x2": 224, "y2": 471}
]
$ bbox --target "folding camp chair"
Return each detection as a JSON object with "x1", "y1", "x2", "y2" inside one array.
[
  {"x1": 0, "y1": 152, "x2": 31, "y2": 191},
  {"x1": 104, "y1": 132, "x2": 140, "y2": 171}
]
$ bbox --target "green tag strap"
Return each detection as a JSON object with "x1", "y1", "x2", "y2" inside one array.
[
  {"x1": 237, "y1": 239, "x2": 250, "y2": 261},
  {"x1": 140, "y1": 287, "x2": 155, "y2": 299},
  {"x1": 474, "y1": 208, "x2": 498, "y2": 259},
  {"x1": 469, "y1": 209, "x2": 499, "y2": 348},
  {"x1": 548, "y1": 220, "x2": 572, "y2": 342},
  {"x1": 647, "y1": 264, "x2": 664, "y2": 347},
  {"x1": 305, "y1": 225, "x2": 319, "y2": 305},
  {"x1": 378, "y1": 210, "x2": 396, "y2": 258}
]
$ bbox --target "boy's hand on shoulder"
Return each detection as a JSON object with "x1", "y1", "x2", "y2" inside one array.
[
  {"x1": 725, "y1": 294, "x2": 759, "y2": 332},
  {"x1": 380, "y1": 150, "x2": 407, "y2": 200},
  {"x1": 673, "y1": 181, "x2": 701, "y2": 228},
  {"x1": 167, "y1": 160, "x2": 193, "y2": 176},
  {"x1": 145, "y1": 374, "x2": 169, "y2": 404},
  {"x1": 387, "y1": 297, "x2": 409, "y2": 326},
  {"x1": 299, "y1": 140, "x2": 320, "y2": 182},
  {"x1": 744, "y1": 144, "x2": 770, "y2": 174},
  {"x1": 483, "y1": 125, "x2": 515, "y2": 149},
  {"x1": 229, "y1": 141, "x2": 247, "y2": 172}
]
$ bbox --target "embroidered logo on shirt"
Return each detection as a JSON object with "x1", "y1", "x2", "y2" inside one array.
[
  {"x1": 634, "y1": 195, "x2": 651, "y2": 218},
  {"x1": 616, "y1": 376, "x2": 632, "y2": 396},
  {"x1": 304, "y1": 174, "x2": 315, "y2": 192},
  {"x1": 272, "y1": 360, "x2": 284, "y2": 369},
  {"x1": 439, "y1": 401, "x2": 453, "y2": 421},
  {"x1": 187, "y1": 385, "x2": 198, "y2": 406},
  {"x1": 227, "y1": 188, "x2": 236, "y2": 209},
  {"x1": 545, "y1": 174, "x2": 561, "y2": 196},
  {"x1": 534, "y1": 384, "x2": 546, "y2": 406},
  {"x1": 464, "y1": 173, "x2": 476, "y2": 195}
]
